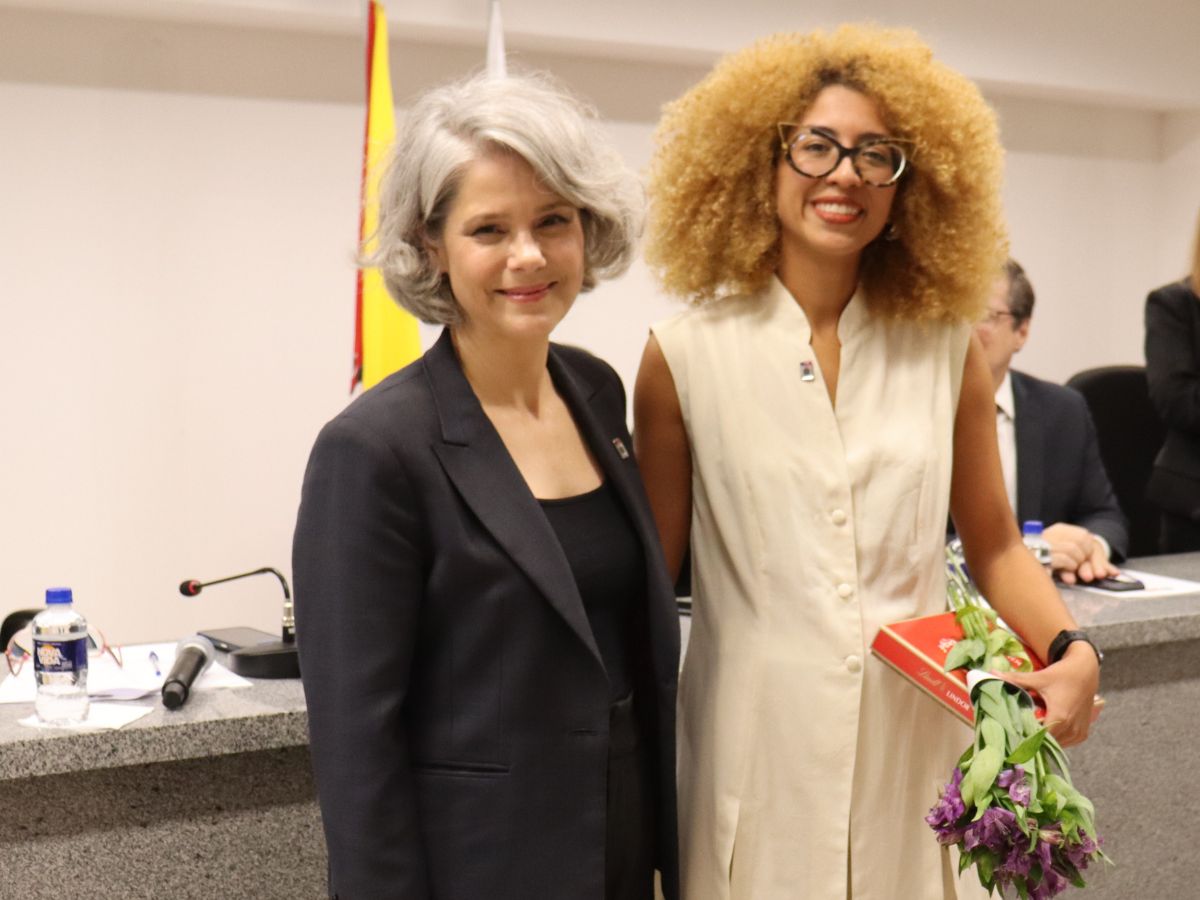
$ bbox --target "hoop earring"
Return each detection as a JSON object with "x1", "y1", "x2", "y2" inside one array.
[{"x1": 883, "y1": 223, "x2": 900, "y2": 242}]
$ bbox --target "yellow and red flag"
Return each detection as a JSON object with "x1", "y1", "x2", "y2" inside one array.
[{"x1": 352, "y1": 0, "x2": 420, "y2": 392}]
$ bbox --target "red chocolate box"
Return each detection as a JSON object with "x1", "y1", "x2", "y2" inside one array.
[{"x1": 871, "y1": 611, "x2": 1102, "y2": 726}]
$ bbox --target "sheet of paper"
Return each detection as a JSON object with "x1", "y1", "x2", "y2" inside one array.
[
  {"x1": 18, "y1": 703, "x2": 155, "y2": 731},
  {"x1": 1071, "y1": 568, "x2": 1200, "y2": 599},
  {"x1": 0, "y1": 641, "x2": 252, "y2": 704}
]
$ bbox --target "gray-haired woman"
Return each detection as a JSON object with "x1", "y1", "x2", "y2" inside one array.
[{"x1": 294, "y1": 71, "x2": 680, "y2": 900}]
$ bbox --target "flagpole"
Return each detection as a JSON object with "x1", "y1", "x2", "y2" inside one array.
[
  {"x1": 486, "y1": 0, "x2": 507, "y2": 78},
  {"x1": 354, "y1": 0, "x2": 421, "y2": 392}
]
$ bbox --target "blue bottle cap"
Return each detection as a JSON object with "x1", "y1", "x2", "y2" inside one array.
[
  {"x1": 1021, "y1": 520, "x2": 1045, "y2": 536},
  {"x1": 45, "y1": 587, "x2": 73, "y2": 604}
]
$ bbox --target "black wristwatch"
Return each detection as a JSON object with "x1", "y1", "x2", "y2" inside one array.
[{"x1": 1047, "y1": 629, "x2": 1103, "y2": 666}]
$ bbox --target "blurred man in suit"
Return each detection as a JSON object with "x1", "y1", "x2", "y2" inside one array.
[{"x1": 974, "y1": 259, "x2": 1129, "y2": 583}]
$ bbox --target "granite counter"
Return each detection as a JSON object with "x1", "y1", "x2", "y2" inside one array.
[
  {"x1": 0, "y1": 663, "x2": 325, "y2": 899},
  {"x1": 1052, "y1": 552, "x2": 1200, "y2": 900}
]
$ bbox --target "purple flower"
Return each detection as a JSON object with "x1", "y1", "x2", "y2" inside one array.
[
  {"x1": 963, "y1": 806, "x2": 1019, "y2": 853},
  {"x1": 998, "y1": 830, "x2": 1034, "y2": 879},
  {"x1": 925, "y1": 768, "x2": 966, "y2": 837},
  {"x1": 996, "y1": 765, "x2": 1032, "y2": 806},
  {"x1": 1028, "y1": 863, "x2": 1068, "y2": 900},
  {"x1": 1035, "y1": 834, "x2": 1055, "y2": 870},
  {"x1": 1061, "y1": 828, "x2": 1101, "y2": 871}
]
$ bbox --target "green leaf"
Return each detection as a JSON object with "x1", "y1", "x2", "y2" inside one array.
[
  {"x1": 985, "y1": 630, "x2": 1009, "y2": 657},
  {"x1": 988, "y1": 655, "x2": 1013, "y2": 673},
  {"x1": 973, "y1": 679, "x2": 1009, "y2": 718},
  {"x1": 977, "y1": 851, "x2": 995, "y2": 884},
  {"x1": 1042, "y1": 735, "x2": 1070, "y2": 775},
  {"x1": 1059, "y1": 857, "x2": 1086, "y2": 888},
  {"x1": 972, "y1": 790, "x2": 994, "y2": 817},
  {"x1": 965, "y1": 744, "x2": 1003, "y2": 802},
  {"x1": 1006, "y1": 727, "x2": 1048, "y2": 764},
  {"x1": 960, "y1": 767, "x2": 976, "y2": 809},
  {"x1": 981, "y1": 718, "x2": 1007, "y2": 750},
  {"x1": 945, "y1": 638, "x2": 985, "y2": 671},
  {"x1": 959, "y1": 849, "x2": 975, "y2": 875}
]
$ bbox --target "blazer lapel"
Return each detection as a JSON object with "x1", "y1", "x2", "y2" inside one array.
[
  {"x1": 424, "y1": 330, "x2": 603, "y2": 668},
  {"x1": 549, "y1": 348, "x2": 682, "y2": 678},
  {"x1": 547, "y1": 349, "x2": 660, "y2": 574},
  {"x1": 1012, "y1": 371, "x2": 1044, "y2": 525}
]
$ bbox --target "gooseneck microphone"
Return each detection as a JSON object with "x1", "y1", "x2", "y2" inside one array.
[
  {"x1": 161, "y1": 635, "x2": 216, "y2": 710},
  {"x1": 177, "y1": 565, "x2": 300, "y2": 679},
  {"x1": 178, "y1": 567, "x2": 294, "y2": 642}
]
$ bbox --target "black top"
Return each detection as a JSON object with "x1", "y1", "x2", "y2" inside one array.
[
  {"x1": 540, "y1": 481, "x2": 645, "y2": 702},
  {"x1": 1146, "y1": 279, "x2": 1200, "y2": 516}
]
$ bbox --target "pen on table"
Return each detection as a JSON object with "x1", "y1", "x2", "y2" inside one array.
[{"x1": 149, "y1": 650, "x2": 161, "y2": 677}]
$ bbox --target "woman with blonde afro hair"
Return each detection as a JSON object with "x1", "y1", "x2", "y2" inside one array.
[{"x1": 633, "y1": 24, "x2": 1101, "y2": 900}]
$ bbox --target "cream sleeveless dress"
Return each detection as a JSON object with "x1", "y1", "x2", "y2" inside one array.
[{"x1": 653, "y1": 276, "x2": 988, "y2": 900}]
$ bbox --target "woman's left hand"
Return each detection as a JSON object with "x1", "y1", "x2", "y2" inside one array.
[{"x1": 997, "y1": 641, "x2": 1101, "y2": 747}]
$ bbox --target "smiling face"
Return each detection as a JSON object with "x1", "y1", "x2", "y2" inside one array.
[
  {"x1": 430, "y1": 148, "x2": 585, "y2": 345},
  {"x1": 775, "y1": 84, "x2": 898, "y2": 274}
]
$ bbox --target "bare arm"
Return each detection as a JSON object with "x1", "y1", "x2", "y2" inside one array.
[
  {"x1": 633, "y1": 334, "x2": 692, "y2": 582},
  {"x1": 950, "y1": 336, "x2": 1099, "y2": 746}
]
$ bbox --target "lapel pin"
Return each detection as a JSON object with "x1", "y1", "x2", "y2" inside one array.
[
  {"x1": 800, "y1": 360, "x2": 816, "y2": 382},
  {"x1": 612, "y1": 437, "x2": 630, "y2": 459}
]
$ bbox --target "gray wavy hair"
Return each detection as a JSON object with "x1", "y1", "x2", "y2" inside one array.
[{"x1": 366, "y1": 70, "x2": 644, "y2": 325}]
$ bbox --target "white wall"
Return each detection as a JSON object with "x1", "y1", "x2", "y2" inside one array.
[
  {"x1": 1, "y1": 81, "x2": 361, "y2": 641},
  {"x1": 995, "y1": 97, "x2": 1166, "y2": 382},
  {"x1": 1161, "y1": 111, "x2": 1200, "y2": 287},
  {"x1": 2, "y1": 5, "x2": 1198, "y2": 644}
]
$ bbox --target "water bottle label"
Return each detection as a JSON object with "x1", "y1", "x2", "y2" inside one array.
[{"x1": 33, "y1": 637, "x2": 88, "y2": 674}]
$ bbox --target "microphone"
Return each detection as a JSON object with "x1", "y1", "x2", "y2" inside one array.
[
  {"x1": 177, "y1": 566, "x2": 299, "y2": 679},
  {"x1": 161, "y1": 635, "x2": 215, "y2": 710},
  {"x1": 178, "y1": 567, "x2": 294, "y2": 643}
]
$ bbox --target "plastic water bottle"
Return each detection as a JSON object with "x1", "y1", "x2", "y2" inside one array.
[
  {"x1": 1021, "y1": 521, "x2": 1053, "y2": 574},
  {"x1": 32, "y1": 587, "x2": 90, "y2": 725}
]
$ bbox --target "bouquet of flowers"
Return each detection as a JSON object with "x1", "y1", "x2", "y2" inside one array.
[{"x1": 926, "y1": 549, "x2": 1109, "y2": 899}]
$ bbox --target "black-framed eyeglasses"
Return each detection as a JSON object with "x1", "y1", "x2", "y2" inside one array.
[{"x1": 777, "y1": 124, "x2": 913, "y2": 187}]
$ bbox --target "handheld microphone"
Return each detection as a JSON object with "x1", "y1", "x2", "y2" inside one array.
[{"x1": 161, "y1": 635, "x2": 216, "y2": 710}]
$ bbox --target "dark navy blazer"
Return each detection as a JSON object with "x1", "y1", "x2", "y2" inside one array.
[
  {"x1": 294, "y1": 329, "x2": 680, "y2": 900},
  {"x1": 1011, "y1": 369, "x2": 1129, "y2": 560}
]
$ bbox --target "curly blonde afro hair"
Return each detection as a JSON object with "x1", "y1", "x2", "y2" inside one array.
[{"x1": 646, "y1": 24, "x2": 1007, "y2": 322}]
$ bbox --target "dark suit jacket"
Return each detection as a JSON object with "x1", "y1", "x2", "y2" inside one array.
[
  {"x1": 1010, "y1": 369, "x2": 1130, "y2": 561},
  {"x1": 1145, "y1": 279, "x2": 1200, "y2": 518},
  {"x1": 293, "y1": 329, "x2": 680, "y2": 900}
]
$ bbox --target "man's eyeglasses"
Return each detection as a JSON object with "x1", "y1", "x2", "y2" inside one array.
[
  {"x1": 978, "y1": 309, "x2": 1018, "y2": 327},
  {"x1": 4, "y1": 624, "x2": 123, "y2": 676},
  {"x1": 777, "y1": 125, "x2": 913, "y2": 187}
]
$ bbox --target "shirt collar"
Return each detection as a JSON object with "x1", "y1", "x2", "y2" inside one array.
[{"x1": 994, "y1": 370, "x2": 1015, "y2": 420}]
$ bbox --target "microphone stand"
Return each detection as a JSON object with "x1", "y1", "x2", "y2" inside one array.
[{"x1": 179, "y1": 567, "x2": 300, "y2": 678}]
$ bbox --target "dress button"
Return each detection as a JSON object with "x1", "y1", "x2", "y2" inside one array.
[
  {"x1": 845, "y1": 655, "x2": 862, "y2": 673},
  {"x1": 831, "y1": 509, "x2": 847, "y2": 526},
  {"x1": 837, "y1": 583, "x2": 853, "y2": 600}
]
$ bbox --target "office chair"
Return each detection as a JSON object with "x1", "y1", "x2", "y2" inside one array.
[
  {"x1": 1065, "y1": 365, "x2": 1166, "y2": 558},
  {"x1": 1, "y1": 609, "x2": 40, "y2": 651}
]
